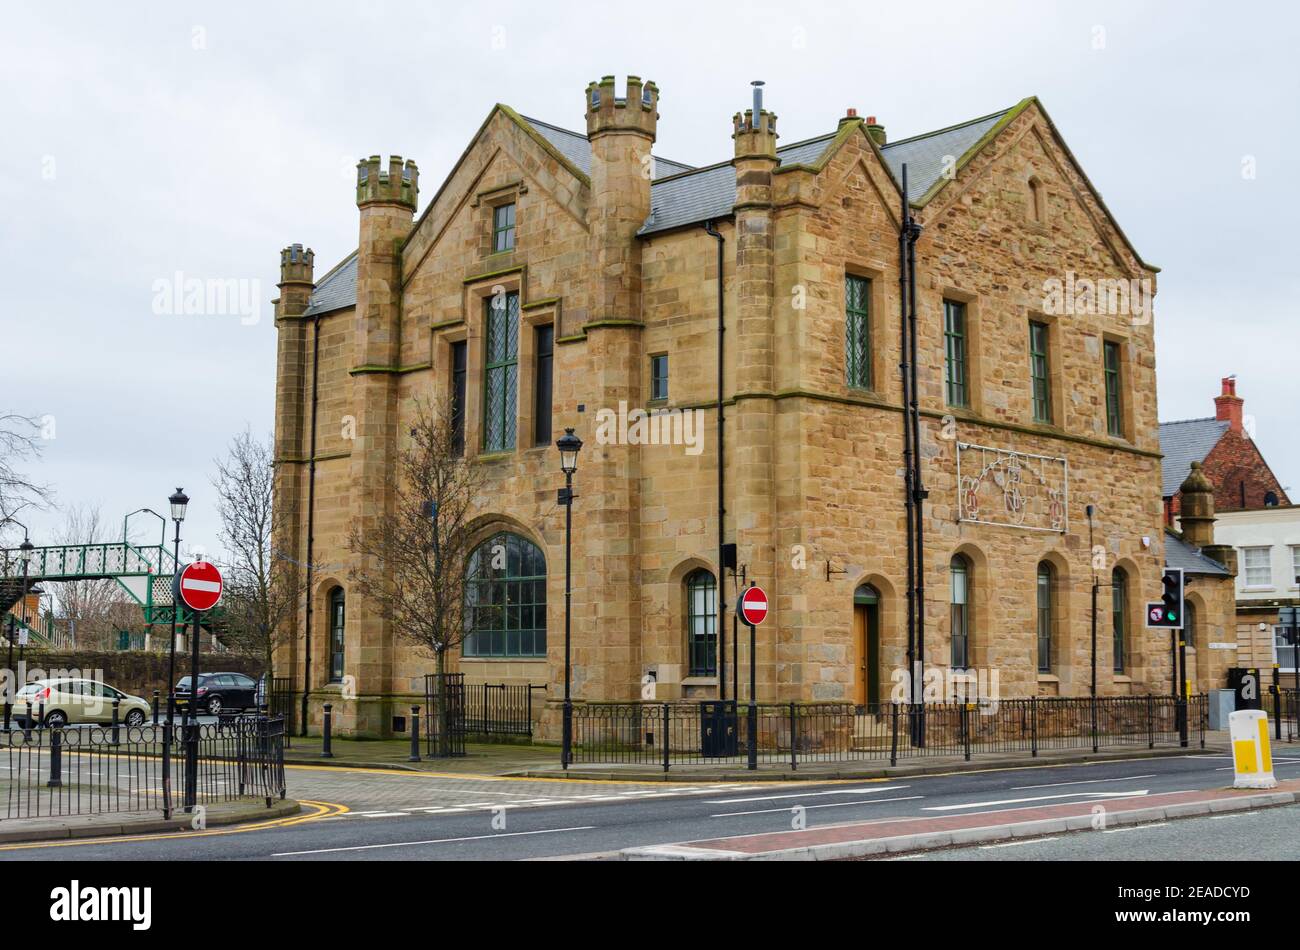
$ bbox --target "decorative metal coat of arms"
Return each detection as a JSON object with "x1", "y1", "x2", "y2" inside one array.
[{"x1": 956, "y1": 442, "x2": 1069, "y2": 533}]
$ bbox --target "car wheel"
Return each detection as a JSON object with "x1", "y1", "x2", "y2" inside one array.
[
  {"x1": 44, "y1": 710, "x2": 68, "y2": 728},
  {"x1": 206, "y1": 696, "x2": 223, "y2": 716},
  {"x1": 124, "y1": 710, "x2": 145, "y2": 727}
]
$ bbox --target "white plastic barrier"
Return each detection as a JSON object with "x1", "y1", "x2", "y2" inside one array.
[{"x1": 1229, "y1": 709, "x2": 1277, "y2": 789}]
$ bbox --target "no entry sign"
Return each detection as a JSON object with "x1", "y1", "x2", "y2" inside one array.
[
  {"x1": 178, "y1": 561, "x2": 223, "y2": 612},
  {"x1": 739, "y1": 585, "x2": 769, "y2": 626}
]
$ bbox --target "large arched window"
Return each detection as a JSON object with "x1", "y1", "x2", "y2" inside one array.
[
  {"x1": 464, "y1": 532, "x2": 547, "y2": 657},
  {"x1": 950, "y1": 555, "x2": 971, "y2": 669},
  {"x1": 1036, "y1": 562, "x2": 1054, "y2": 673},
  {"x1": 686, "y1": 569, "x2": 718, "y2": 677},
  {"x1": 328, "y1": 587, "x2": 346, "y2": 683},
  {"x1": 1112, "y1": 567, "x2": 1128, "y2": 673}
]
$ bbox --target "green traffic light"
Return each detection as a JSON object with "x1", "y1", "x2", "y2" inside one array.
[{"x1": 1168, "y1": 612, "x2": 1177, "y2": 622}]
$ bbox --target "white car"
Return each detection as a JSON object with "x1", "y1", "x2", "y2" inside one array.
[{"x1": 12, "y1": 678, "x2": 151, "y2": 728}]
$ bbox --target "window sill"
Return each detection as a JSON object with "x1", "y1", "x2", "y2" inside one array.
[
  {"x1": 460, "y1": 655, "x2": 547, "y2": 663},
  {"x1": 476, "y1": 450, "x2": 515, "y2": 463},
  {"x1": 681, "y1": 676, "x2": 718, "y2": 687},
  {"x1": 1112, "y1": 674, "x2": 1133, "y2": 683},
  {"x1": 1036, "y1": 673, "x2": 1060, "y2": 683}
]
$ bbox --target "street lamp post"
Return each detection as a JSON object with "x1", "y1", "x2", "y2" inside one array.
[
  {"x1": 3, "y1": 525, "x2": 34, "y2": 731},
  {"x1": 555, "y1": 427, "x2": 582, "y2": 769},
  {"x1": 166, "y1": 488, "x2": 189, "y2": 728}
]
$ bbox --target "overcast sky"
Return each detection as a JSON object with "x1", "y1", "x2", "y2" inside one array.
[{"x1": 2, "y1": 0, "x2": 1297, "y2": 557}]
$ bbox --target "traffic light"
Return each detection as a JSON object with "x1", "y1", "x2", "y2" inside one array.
[{"x1": 1146, "y1": 567, "x2": 1184, "y2": 628}]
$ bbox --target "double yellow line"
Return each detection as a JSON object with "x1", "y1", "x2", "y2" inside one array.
[{"x1": 0, "y1": 798, "x2": 348, "y2": 852}]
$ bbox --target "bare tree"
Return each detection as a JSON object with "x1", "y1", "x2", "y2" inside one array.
[
  {"x1": 49, "y1": 505, "x2": 120, "y2": 643},
  {"x1": 0, "y1": 413, "x2": 52, "y2": 535},
  {"x1": 348, "y1": 400, "x2": 486, "y2": 684},
  {"x1": 212, "y1": 429, "x2": 296, "y2": 679}
]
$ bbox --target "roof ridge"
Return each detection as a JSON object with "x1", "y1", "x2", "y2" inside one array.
[
  {"x1": 313, "y1": 249, "x2": 358, "y2": 287},
  {"x1": 1159, "y1": 417, "x2": 1221, "y2": 426},
  {"x1": 519, "y1": 113, "x2": 695, "y2": 171}
]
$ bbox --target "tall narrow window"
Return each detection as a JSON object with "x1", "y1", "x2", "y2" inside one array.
[
  {"x1": 464, "y1": 532, "x2": 547, "y2": 657},
  {"x1": 686, "y1": 569, "x2": 718, "y2": 677},
  {"x1": 328, "y1": 587, "x2": 345, "y2": 683},
  {"x1": 1028, "y1": 177, "x2": 1044, "y2": 223},
  {"x1": 650, "y1": 353, "x2": 669, "y2": 401},
  {"x1": 534, "y1": 325, "x2": 553, "y2": 446},
  {"x1": 1036, "y1": 562, "x2": 1053, "y2": 672},
  {"x1": 450, "y1": 341, "x2": 467, "y2": 456},
  {"x1": 483, "y1": 292, "x2": 519, "y2": 452},
  {"x1": 944, "y1": 300, "x2": 968, "y2": 408},
  {"x1": 950, "y1": 555, "x2": 971, "y2": 669},
  {"x1": 492, "y1": 202, "x2": 516, "y2": 253},
  {"x1": 1184, "y1": 599, "x2": 1198, "y2": 651},
  {"x1": 1104, "y1": 340, "x2": 1123, "y2": 437},
  {"x1": 1112, "y1": 567, "x2": 1127, "y2": 673},
  {"x1": 845, "y1": 275, "x2": 872, "y2": 390},
  {"x1": 1029, "y1": 320, "x2": 1052, "y2": 423}
]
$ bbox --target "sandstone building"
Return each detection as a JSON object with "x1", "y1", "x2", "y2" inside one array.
[{"x1": 272, "y1": 76, "x2": 1206, "y2": 737}]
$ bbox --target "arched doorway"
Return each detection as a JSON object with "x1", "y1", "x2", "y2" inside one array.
[{"x1": 854, "y1": 584, "x2": 882, "y2": 707}]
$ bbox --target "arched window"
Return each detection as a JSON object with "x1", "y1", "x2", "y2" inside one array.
[
  {"x1": 1112, "y1": 567, "x2": 1128, "y2": 673},
  {"x1": 950, "y1": 555, "x2": 971, "y2": 669},
  {"x1": 328, "y1": 587, "x2": 345, "y2": 683},
  {"x1": 1036, "y1": 562, "x2": 1054, "y2": 673},
  {"x1": 464, "y1": 532, "x2": 547, "y2": 657},
  {"x1": 686, "y1": 569, "x2": 718, "y2": 677},
  {"x1": 1028, "y1": 177, "x2": 1044, "y2": 223},
  {"x1": 1185, "y1": 599, "x2": 1198, "y2": 650}
]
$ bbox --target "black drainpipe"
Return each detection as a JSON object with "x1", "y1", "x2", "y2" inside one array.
[
  {"x1": 906, "y1": 178, "x2": 927, "y2": 746},
  {"x1": 703, "y1": 220, "x2": 726, "y2": 700},
  {"x1": 898, "y1": 169, "x2": 916, "y2": 707},
  {"x1": 301, "y1": 313, "x2": 321, "y2": 736}
]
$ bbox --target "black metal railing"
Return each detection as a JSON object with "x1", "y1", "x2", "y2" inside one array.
[
  {"x1": 424, "y1": 673, "x2": 466, "y2": 758},
  {"x1": 267, "y1": 676, "x2": 296, "y2": 749},
  {"x1": 567, "y1": 695, "x2": 1208, "y2": 771},
  {"x1": 1, "y1": 715, "x2": 286, "y2": 820},
  {"x1": 1264, "y1": 688, "x2": 1298, "y2": 742},
  {"x1": 463, "y1": 683, "x2": 546, "y2": 737}
]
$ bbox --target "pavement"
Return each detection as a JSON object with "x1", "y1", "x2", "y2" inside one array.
[
  {"x1": 1, "y1": 746, "x2": 1296, "y2": 860},
  {"x1": 0, "y1": 798, "x2": 301, "y2": 844}
]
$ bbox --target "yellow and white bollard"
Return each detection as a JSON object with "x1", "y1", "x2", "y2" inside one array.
[{"x1": 1229, "y1": 709, "x2": 1276, "y2": 789}]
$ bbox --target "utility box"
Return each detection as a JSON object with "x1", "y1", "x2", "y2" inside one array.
[
  {"x1": 1227, "y1": 668, "x2": 1263, "y2": 711},
  {"x1": 1208, "y1": 689, "x2": 1236, "y2": 731},
  {"x1": 699, "y1": 700, "x2": 738, "y2": 757}
]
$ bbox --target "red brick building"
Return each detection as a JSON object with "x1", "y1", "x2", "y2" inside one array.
[{"x1": 1160, "y1": 377, "x2": 1289, "y2": 525}]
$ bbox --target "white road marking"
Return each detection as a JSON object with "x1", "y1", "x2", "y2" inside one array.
[
  {"x1": 711, "y1": 795, "x2": 922, "y2": 818},
  {"x1": 1011, "y1": 774, "x2": 1156, "y2": 790},
  {"x1": 1102, "y1": 823, "x2": 1167, "y2": 834},
  {"x1": 979, "y1": 837, "x2": 1058, "y2": 849},
  {"x1": 705, "y1": 786, "x2": 909, "y2": 805},
  {"x1": 272, "y1": 825, "x2": 596, "y2": 856},
  {"x1": 923, "y1": 790, "x2": 1149, "y2": 811}
]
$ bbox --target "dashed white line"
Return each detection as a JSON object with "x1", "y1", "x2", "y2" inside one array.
[
  {"x1": 273, "y1": 825, "x2": 597, "y2": 856},
  {"x1": 711, "y1": 795, "x2": 922, "y2": 818}
]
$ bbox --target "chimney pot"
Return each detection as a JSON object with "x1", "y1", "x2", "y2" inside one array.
[
  {"x1": 866, "y1": 115, "x2": 876, "y2": 124},
  {"x1": 1215, "y1": 375, "x2": 1244, "y2": 432},
  {"x1": 847, "y1": 108, "x2": 858, "y2": 118}
]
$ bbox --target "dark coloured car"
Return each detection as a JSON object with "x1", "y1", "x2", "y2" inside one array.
[{"x1": 174, "y1": 672, "x2": 259, "y2": 715}]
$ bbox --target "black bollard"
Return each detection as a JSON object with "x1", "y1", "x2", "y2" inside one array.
[
  {"x1": 152, "y1": 690, "x2": 160, "y2": 726},
  {"x1": 46, "y1": 724, "x2": 63, "y2": 788},
  {"x1": 409, "y1": 705, "x2": 421, "y2": 762},
  {"x1": 321, "y1": 703, "x2": 333, "y2": 758}
]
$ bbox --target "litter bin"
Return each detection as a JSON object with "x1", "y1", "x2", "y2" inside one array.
[
  {"x1": 1227, "y1": 667, "x2": 1263, "y2": 711},
  {"x1": 700, "y1": 700, "x2": 738, "y2": 757}
]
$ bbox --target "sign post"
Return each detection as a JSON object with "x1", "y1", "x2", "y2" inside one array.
[
  {"x1": 739, "y1": 584, "x2": 768, "y2": 771},
  {"x1": 178, "y1": 560, "x2": 223, "y2": 812}
]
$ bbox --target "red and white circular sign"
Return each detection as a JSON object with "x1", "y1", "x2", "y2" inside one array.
[
  {"x1": 739, "y1": 585, "x2": 769, "y2": 626},
  {"x1": 178, "y1": 561, "x2": 223, "y2": 612}
]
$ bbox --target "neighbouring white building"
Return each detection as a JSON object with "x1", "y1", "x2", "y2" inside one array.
[{"x1": 1214, "y1": 505, "x2": 1300, "y2": 674}]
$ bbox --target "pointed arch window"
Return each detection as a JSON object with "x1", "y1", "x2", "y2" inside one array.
[
  {"x1": 328, "y1": 587, "x2": 345, "y2": 683},
  {"x1": 1036, "y1": 562, "x2": 1053, "y2": 672},
  {"x1": 1112, "y1": 567, "x2": 1128, "y2": 673}
]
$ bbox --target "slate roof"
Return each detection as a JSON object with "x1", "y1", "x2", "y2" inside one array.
[
  {"x1": 1164, "y1": 530, "x2": 1231, "y2": 577},
  {"x1": 1157, "y1": 418, "x2": 1228, "y2": 497},
  {"x1": 301, "y1": 104, "x2": 1018, "y2": 311},
  {"x1": 302, "y1": 250, "x2": 358, "y2": 317}
]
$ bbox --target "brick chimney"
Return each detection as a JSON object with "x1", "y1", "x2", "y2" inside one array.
[{"x1": 1214, "y1": 376, "x2": 1243, "y2": 432}]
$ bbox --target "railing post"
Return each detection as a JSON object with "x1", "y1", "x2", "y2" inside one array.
[
  {"x1": 1147, "y1": 694, "x2": 1154, "y2": 749},
  {"x1": 1031, "y1": 696, "x2": 1038, "y2": 757},
  {"x1": 183, "y1": 721, "x2": 199, "y2": 813},
  {"x1": 161, "y1": 719, "x2": 172, "y2": 820},
  {"x1": 890, "y1": 702, "x2": 899, "y2": 766},
  {"x1": 662, "y1": 703, "x2": 671, "y2": 773},
  {"x1": 789, "y1": 702, "x2": 797, "y2": 772},
  {"x1": 46, "y1": 725, "x2": 62, "y2": 788},
  {"x1": 962, "y1": 703, "x2": 971, "y2": 761},
  {"x1": 747, "y1": 700, "x2": 758, "y2": 771},
  {"x1": 111, "y1": 697, "x2": 121, "y2": 745},
  {"x1": 409, "y1": 705, "x2": 421, "y2": 762},
  {"x1": 321, "y1": 703, "x2": 333, "y2": 758},
  {"x1": 1091, "y1": 694, "x2": 1098, "y2": 754},
  {"x1": 152, "y1": 690, "x2": 160, "y2": 726}
]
